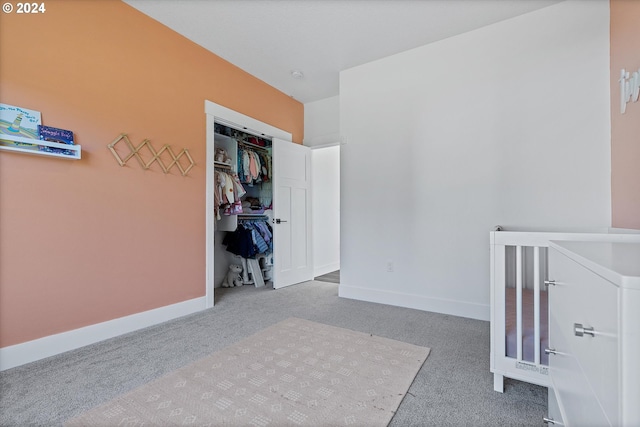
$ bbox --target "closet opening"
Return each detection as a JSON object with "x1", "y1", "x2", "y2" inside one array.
[
  {"x1": 205, "y1": 100, "x2": 313, "y2": 309},
  {"x1": 213, "y1": 122, "x2": 275, "y2": 293}
]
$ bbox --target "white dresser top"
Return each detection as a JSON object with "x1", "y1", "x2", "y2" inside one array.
[{"x1": 549, "y1": 241, "x2": 640, "y2": 290}]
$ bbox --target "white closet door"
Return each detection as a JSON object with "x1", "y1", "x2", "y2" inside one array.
[{"x1": 272, "y1": 138, "x2": 313, "y2": 289}]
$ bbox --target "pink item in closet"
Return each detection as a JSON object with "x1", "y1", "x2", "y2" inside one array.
[{"x1": 249, "y1": 152, "x2": 258, "y2": 179}]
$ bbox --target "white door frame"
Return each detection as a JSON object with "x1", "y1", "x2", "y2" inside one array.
[{"x1": 205, "y1": 100, "x2": 292, "y2": 308}]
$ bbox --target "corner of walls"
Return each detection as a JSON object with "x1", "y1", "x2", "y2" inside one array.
[
  {"x1": 610, "y1": 0, "x2": 640, "y2": 230},
  {"x1": 303, "y1": 96, "x2": 340, "y2": 147}
]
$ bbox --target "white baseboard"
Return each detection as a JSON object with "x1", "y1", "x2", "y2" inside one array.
[
  {"x1": 0, "y1": 297, "x2": 207, "y2": 371},
  {"x1": 338, "y1": 285, "x2": 489, "y2": 321},
  {"x1": 608, "y1": 227, "x2": 640, "y2": 234},
  {"x1": 314, "y1": 262, "x2": 340, "y2": 278}
]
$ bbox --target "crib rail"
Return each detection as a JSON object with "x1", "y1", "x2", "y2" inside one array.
[
  {"x1": 489, "y1": 227, "x2": 640, "y2": 393},
  {"x1": 513, "y1": 245, "x2": 543, "y2": 364},
  {"x1": 491, "y1": 241, "x2": 550, "y2": 392}
]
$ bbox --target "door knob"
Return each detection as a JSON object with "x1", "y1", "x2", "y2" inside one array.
[{"x1": 574, "y1": 323, "x2": 596, "y2": 337}]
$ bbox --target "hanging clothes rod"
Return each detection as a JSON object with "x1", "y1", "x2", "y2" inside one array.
[
  {"x1": 238, "y1": 141, "x2": 270, "y2": 152},
  {"x1": 215, "y1": 118, "x2": 271, "y2": 140},
  {"x1": 238, "y1": 215, "x2": 269, "y2": 221}
]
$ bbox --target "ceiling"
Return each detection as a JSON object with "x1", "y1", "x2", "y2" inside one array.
[{"x1": 123, "y1": 0, "x2": 561, "y2": 104}]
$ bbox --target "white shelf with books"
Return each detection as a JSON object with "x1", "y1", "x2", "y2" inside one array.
[
  {"x1": 0, "y1": 134, "x2": 81, "y2": 160},
  {"x1": 1, "y1": 103, "x2": 81, "y2": 160}
]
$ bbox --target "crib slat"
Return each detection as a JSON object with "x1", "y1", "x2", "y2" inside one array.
[
  {"x1": 533, "y1": 246, "x2": 541, "y2": 365},
  {"x1": 516, "y1": 245, "x2": 523, "y2": 361}
]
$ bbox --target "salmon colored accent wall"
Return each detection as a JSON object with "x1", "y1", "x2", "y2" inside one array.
[
  {"x1": 0, "y1": 1, "x2": 303, "y2": 347},
  {"x1": 611, "y1": 0, "x2": 640, "y2": 229}
]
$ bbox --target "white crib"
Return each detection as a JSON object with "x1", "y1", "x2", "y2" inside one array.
[{"x1": 489, "y1": 226, "x2": 640, "y2": 393}]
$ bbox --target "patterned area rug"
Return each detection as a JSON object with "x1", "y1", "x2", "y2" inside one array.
[{"x1": 65, "y1": 318, "x2": 430, "y2": 426}]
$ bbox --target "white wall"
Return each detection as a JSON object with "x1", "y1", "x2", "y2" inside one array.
[
  {"x1": 311, "y1": 146, "x2": 340, "y2": 277},
  {"x1": 339, "y1": 0, "x2": 611, "y2": 320},
  {"x1": 305, "y1": 96, "x2": 341, "y2": 277},
  {"x1": 304, "y1": 96, "x2": 340, "y2": 147}
]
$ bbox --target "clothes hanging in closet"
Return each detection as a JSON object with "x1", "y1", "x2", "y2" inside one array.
[
  {"x1": 222, "y1": 220, "x2": 273, "y2": 258},
  {"x1": 213, "y1": 170, "x2": 246, "y2": 220},
  {"x1": 237, "y1": 146, "x2": 271, "y2": 185}
]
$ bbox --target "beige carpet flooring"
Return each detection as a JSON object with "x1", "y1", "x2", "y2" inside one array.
[{"x1": 65, "y1": 317, "x2": 430, "y2": 427}]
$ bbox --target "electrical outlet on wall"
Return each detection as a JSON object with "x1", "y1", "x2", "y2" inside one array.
[{"x1": 386, "y1": 260, "x2": 394, "y2": 272}]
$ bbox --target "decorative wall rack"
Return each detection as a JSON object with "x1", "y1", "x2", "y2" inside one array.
[{"x1": 107, "y1": 133, "x2": 195, "y2": 176}]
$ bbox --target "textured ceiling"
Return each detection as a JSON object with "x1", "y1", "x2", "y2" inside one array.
[{"x1": 124, "y1": 0, "x2": 562, "y2": 104}]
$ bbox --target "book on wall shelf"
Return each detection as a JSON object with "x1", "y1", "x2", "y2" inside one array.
[
  {"x1": 0, "y1": 103, "x2": 41, "y2": 150},
  {"x1": 0, "y1": 103, "x2": 81, "y2": 159},
  {"x1": 38, "y1": 125, "x2": 75, "y2": 156}
]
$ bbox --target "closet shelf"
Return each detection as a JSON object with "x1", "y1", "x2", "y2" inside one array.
[
  {"x1": 0, "y1": 134, "x2": 81, "y2": 159},
  {"x1": 214, "y1": 161, "x2": 232, "y2": 169}
]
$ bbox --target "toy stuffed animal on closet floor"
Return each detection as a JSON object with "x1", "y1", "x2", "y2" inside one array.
[{"x1": 221, "y1": 264, "x2": 243, "y2": 287}]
